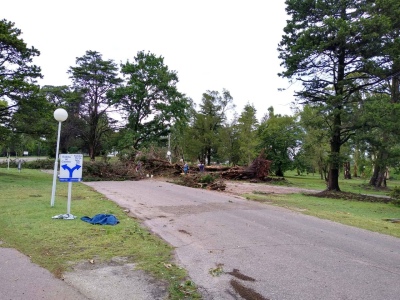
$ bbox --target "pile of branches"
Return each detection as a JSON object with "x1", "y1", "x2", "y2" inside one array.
[
  {"x1": 174, "y1": 173, "x2": 226, "y2": 191},
  {"x1": 82, "y1": 157, "x2": 181, "y2": 181},
  {"x1": 220, "y1": 152, "x2": 271, "y2": 180}
]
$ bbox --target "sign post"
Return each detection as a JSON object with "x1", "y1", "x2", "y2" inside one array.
[{"x1": 52, "y1": 154, "x2": 83, "y2": 220}]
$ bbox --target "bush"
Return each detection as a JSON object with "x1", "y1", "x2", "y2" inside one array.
[
  {"x1": 390, "y1": 186, "x2": 400, "y2": 206},
  {"x1": 0, "y1": 159, "x2": 55, "y2": 170},
  {"x1": 199, "y1": 174, "x2": 218, "y2": 184},
  {"x1": 390, "y1": 186, "x2": 400, "y2": 200}
]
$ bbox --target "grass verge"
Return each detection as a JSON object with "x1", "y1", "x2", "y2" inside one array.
[
  {"x1": 0, "y1": 169, "x2": 200, "y2": 299},
  {"x1": 245, "y1": 192, "x2": 400, "y2": 238}
]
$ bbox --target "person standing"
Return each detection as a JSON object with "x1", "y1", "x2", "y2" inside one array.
[
  {"x1": 183, "y1": 163, "x2": 189, "y2": 175},
  {"x1": 199, "y1": 162, "x2": 205, "y2": 172}
]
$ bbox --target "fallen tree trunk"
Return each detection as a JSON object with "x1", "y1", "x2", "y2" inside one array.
[{"x1": 221, "y1": 153, "x2": 271, "y2": 180}]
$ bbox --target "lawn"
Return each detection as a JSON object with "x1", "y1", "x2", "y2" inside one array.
[
  {"x1": 0, "y1": 168, "x2": 200, "y2": 299},
  {"x1": 246, "y1": 170, "x2": 400, "y2": 238}
]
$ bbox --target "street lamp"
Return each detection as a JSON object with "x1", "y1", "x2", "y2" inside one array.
[
  {"x1": 167, "y1": 133, "x2": 171, "y2": 163},
  {"x1": 50, "y1": 108, "x2": 68, "y2": 207}
]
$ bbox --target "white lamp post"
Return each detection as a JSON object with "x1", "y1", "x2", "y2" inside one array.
[
  {"x1": 167, "y1": 133, "x2": 171, "y2": 164},
  {"x1": 50, "y1": 108, "x2": 68, "y2": 207}
]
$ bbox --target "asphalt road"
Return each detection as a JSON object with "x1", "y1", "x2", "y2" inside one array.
[{"x1": 84, "y1": 180, "x2": 400, "y2": 300}]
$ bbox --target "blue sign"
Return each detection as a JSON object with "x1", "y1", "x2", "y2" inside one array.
[{"x1": 59, "y1": 154, "x2": 83, "y2": 182}]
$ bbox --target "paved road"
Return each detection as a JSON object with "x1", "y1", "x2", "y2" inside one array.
[
  {"x1": 85, "y1": 180, "x2": 400, "y2": 300},
  {"x1": 0, "y1": 246, "x2": 89, "y2": 300}
]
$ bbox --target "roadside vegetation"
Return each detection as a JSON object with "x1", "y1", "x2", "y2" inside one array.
[
  {"x1": 246, "y1": 171, "x2": 400, "y2": 238},
  {"x1": 2, "y1": 3, "x2": 400, "y2": 297},
  {"x1": 0, "y1": 169, "x2": 200, "y2": 299}
]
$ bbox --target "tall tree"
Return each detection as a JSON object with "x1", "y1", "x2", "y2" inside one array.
[
  {"x1": 365, "y1": 0, "x2": 400, "y2": 187},
  {"x1": 218, "y1": 115, "x2": 240, "y2": 165},
  {"x1": 257, "y1": 112, "x2": 301, "y2": 176},
  {"x1": 278, "y1": 0, "x2": 400, "y2": 191},
  {"x1": 0, "y1": 19, "x2": 42, "y2": 135},
  {"x1": 299, "y1": 105, "x2": 330, "y2": 180},
  {"x1": 111, "y1": 51, "x2": 189, "y2": 151},
  {"x1": 68, "y1": 50, "x2": 122, "y2": 160},
  {"x1": 191, "y1": 89, "x2": 234, "y2": 165},
  {"x1": 237, "y1": 103, "x2": 259, "y2": 165}
]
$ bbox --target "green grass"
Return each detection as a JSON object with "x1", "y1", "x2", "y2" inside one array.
[
  {"x1": 247, "y1": 170, "x2": 400, "y2": 238},
  {"x1": 273, "y1": 170, "x2": 399, "y2": 196},
  {"x1": 0, "y1": 169, "x2": 200, "y2": 299},
  {"x1": 245, "y1": 192, "x2": 400, "y2": 238}
]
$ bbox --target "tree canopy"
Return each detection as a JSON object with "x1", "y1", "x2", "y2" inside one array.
[
  {"x1": 111, "y1": 51, "x2": 189, "y2": 150},
  {"x1": 278, "y1": 0, "x2": 400, "y2": 190},
  {"x1": 68, "y1": 50, "x2": 122, "y2": 160}
]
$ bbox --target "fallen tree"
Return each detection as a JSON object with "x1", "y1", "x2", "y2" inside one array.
[{"x1": 220, "y1": 152, "x2": 272, "y2": 180}]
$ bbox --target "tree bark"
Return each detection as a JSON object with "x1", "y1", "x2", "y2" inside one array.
[
  {"x1": 343, "y1": 162, "x2": 351, "y2": 179},
  {"x1": 370, "y1": 150, "x2": 389, "y2": 187},
  {"x1": 327, "y1": 107, "x2": 341, "y2": 191}
]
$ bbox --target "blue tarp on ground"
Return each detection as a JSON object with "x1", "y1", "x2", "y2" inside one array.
[{"x1": 81, "y1": 214, "x2": 119, "y2": 225}]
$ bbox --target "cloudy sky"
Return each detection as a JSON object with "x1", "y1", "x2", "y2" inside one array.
[{"x1": 3, "y1": 0, "x2": 297, "y2": 119}]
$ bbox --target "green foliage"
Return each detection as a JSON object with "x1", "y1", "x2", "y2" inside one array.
[
  {"x1": 245, "y1": 192, "x2": 400, "y2": 238},
  {"x1": 236, "y1": 103, "x2": 259, "y2": 165},
  {"x1": 0, "y1": 169, "x2": 200, "y2": 299},
  {"x1": 110, "y1": 51, "x2": 189, "y2": 150},
  {"x1": 0, "y1": 19, "x2": 42, "y2": 115},
  {"x1": 0, "y1": 19, "x2": 50, "y2": 153},
  {"x1": 257, "y1": 113, "x2": 301, "y2": 176},
  {"x1": 278, "y1": 0, "x2": 400, "y2": 190},
  {"x1": 68, "y1": 50, "x2": 122, "y2": 160},
  {"x1": 298, "y1": 105, "x2": 330, "y2": 178},
  {"x1": 389, "y1": 186, "x2": 400, "y2": 202},
  {"x1": 199, "y1": 173, "x2": 218, "y2": 184},
  {"x1": 24, "y1": 159, "x2": 55, "y2": 169},
  {"x1": 187, "y1": 89, "x2": 234, "y2": 165}
]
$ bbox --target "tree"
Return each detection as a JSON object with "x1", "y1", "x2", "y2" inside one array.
[
  {"x1": 278, "y1": 0, "x2": 400, "y2": 191},
  {"x1": 236, "y1": 103, "x2": 259, "y2": 165},
  {"x1": 68, "y1": 50, "x2": 122, "y2": 160},
  {"x1": 257, "y1": 112, "x2": 301, "y2": 177},
  {"x1": 364, "y1": 0, "x2": 400, "y2": 187},
  {"x1": 111, "y1": 51, "x2": 189, "y2": 151},
  {"x1": 0, "y1": 19, "x2": 42, "y2": 137},
  {"x1": 191, "y1": 89, "x2": 234, "y2": 165},
  {"x1": 218, "y1": 116, "x2": 240, "y2": 165},
  {"x1": 299, "y1": 105, "x2": 330, "y2": 180}
]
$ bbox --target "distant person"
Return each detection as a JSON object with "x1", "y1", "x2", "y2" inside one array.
[
  {"x1": 17, "y1": 159, "x2": 22, "y2": 172},
  {"x1": 183, "y1": 163, "x2": 189, "y2": 175},
  {"x1": 135, "y1": 161, "x2": 142, "y2": 173},
  {"x1": 199, "y1": 162, "x2": 205, "y2": 172}
]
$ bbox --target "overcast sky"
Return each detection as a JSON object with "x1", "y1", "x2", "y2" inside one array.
[{"x1": 2, "y1": 0, "x2": 297, "y2": 119}]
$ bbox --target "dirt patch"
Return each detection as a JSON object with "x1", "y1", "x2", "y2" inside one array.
[{"x1": 223, "y1": 180, "x2": 318, "y2": 196}]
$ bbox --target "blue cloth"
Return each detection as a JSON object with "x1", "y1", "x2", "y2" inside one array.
[{"x1": 81, "y1": 214, "x2": 119, "y2": 225}]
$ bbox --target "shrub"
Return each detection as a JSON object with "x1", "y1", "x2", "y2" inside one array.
[
  {"x1": 199, "y1": 174, "x2": 218, "y2": 184},
  {"x1": 390, "y1": 186, "x2": 400, "y2": 206},
  {"x1": 0, "y1": 159, "x2": 55, "y2": 170}
]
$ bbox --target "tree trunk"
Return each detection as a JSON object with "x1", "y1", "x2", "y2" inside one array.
[
  {"x1": 275, "y1": 168, "x2": 284, "y2": 177},
  {"x1": 327, "y1": 109, "x2": 341, "y2": 191},
  {"x1": 89, "y1": 145, "x2": 95, "y2": 161},
  {"x1": 369, "y1": 150, "x2": 388, "y2": 188},
  {"x1": 343, "y1": 162, "x2": 351, "y2": 179},
  {"x1": 353, "y1": 163, "x2": 358, "y2": 178}
]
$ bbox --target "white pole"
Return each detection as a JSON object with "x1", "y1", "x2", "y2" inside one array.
[
  {"x1": 168, "y1": 133, "x2": 171, "y2": 164},
  {"x1": 67, "y1": 181, "x2": 72, "y2": 215},
  {"x1": 50, "y1": 121, "x2": 62, "y2": 207}
]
